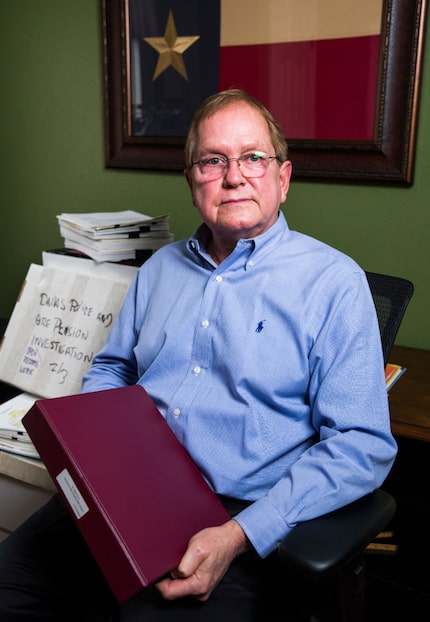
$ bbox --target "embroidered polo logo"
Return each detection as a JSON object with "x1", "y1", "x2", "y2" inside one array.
[{"x1": 255, "y1": 320, "x2": 266, "y2": 333}]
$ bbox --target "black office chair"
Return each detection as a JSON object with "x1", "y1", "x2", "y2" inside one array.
[{"x1": 277, "y1": 272, "x2": 414, "y2": 622}]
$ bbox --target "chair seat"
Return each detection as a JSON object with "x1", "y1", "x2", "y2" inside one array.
[{"x1": 278, "y1": 490, "x2": 396, "y2": 579}]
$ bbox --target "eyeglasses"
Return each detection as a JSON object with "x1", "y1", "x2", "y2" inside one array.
[{"x1": 191, "y1": 151, "x2": 281, "y2": 181}]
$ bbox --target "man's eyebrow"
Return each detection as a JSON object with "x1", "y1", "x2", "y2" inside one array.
[
  {"x1": 198, "y1": 144, "x2": 261, "y2": 157},
  {"x1": 197, "y1": 150, "x2": 225, "y2": 157}
]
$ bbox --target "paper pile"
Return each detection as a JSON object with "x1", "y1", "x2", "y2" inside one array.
[{"x1": 57, "y1": 211, "x2": 174, "y2": 262}]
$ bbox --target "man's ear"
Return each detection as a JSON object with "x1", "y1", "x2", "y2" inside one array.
[
  {"x1": 279, "y1": 160, "x2": 292, "y2": 203},
  {"x1": 184, "y1": 169, "x2": 197, "y2": 207},
  {"x1": 184, "y1": 169, "x2": 192, "y2": 190}
]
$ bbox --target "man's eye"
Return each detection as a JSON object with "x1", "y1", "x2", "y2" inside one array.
[
  {"x1": 205, "y1": 156, "x2": 224, "y2": 166},
  {"x1": 246, "y1": 153, "x2": 262, "y2": 163}
]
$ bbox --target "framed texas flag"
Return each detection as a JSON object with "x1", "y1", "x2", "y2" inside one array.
[{"x1": 102, "y1": 0, "x2": 427, "y2": 184}]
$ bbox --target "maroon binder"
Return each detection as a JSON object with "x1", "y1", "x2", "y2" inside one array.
[{"x1": 23, "y1": 385, "x2": 229, "y2": 603}]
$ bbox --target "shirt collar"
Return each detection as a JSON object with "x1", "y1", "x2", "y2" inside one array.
[{"x1": 186, "y1": 211, "x2": 290, "y2": 269}]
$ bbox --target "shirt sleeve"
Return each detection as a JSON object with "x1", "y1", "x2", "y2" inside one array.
[
  {"x1": 81, "y1": 273, "x2": 143, "y2": 392},
  {"x1": 234, "y1": 271, "x2": 397, "y2": 557}
]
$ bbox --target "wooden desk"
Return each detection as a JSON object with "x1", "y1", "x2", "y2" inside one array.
[
  {"x1": 0, "y1": 447, "x2": 55, "y2": 539},
  {"x1": 389, "y1": 345, "x2": 430, "y2": 442},
  {"x1": 0, "y1": 451, "x2": 55, "y2": 492}
]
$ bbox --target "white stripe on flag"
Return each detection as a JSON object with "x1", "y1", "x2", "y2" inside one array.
[{"x1": 221, "y1": 0, "x2": 383, "y2": 46}]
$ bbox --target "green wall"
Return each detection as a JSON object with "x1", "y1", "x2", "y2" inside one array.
[{"x1": 1, "y1": 1, "x2": 429, "y2": 349}]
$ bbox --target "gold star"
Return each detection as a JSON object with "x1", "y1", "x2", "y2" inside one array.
[{"x1": 143, "y1": 10, "x2": 200, "y2": 81}]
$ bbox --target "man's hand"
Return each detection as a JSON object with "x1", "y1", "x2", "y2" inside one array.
[{"x1": 155, "y1": 519, "x2": 250, "y2": 601}]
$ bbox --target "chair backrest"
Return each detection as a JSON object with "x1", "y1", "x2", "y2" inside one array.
[{"x1": 365, "y1": 271, "x2": 414, "y2": 366}]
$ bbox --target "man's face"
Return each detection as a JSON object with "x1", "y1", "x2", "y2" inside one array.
[{"x1": 185, "y1": 102, "x2": 292, "y2": 243}]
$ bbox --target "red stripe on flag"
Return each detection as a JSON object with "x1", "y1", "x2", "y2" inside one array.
[{"x1": 219, "y1": 35, "x2": 380, "y2": 141}]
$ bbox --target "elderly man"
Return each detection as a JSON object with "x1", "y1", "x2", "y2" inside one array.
[{"x1": 0, "y1": 89, "x2": 396, "y2": 621}]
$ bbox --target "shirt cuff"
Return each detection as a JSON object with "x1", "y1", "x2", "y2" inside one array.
[{"x1": 233, "y1": 494, "x2": 292, "y2": 558}]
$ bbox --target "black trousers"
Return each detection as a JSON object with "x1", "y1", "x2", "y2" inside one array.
[{"x1": 0, "y1": 494, "x2": 311, "y2": 621}]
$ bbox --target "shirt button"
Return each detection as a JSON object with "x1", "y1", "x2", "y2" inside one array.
[
  {"x1": 215, "y1": 275, "x2": 223, "y2": 283},
  {"x1": 173, "y1": 408, "x2": 181, "y2": 417},
  {"x1": 201, "y1": 319, "x2": 209, "y2": 328},
  {"x1": 193, "y1": 366, "x2": 201, "y2": 375},
  {"x1": 248, "y1": 260, "x2": 254, "y2": 267}
]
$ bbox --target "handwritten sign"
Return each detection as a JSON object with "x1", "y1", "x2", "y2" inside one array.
[{"x1": 0, "y1": 264, "x2": 130, "y2": 398}]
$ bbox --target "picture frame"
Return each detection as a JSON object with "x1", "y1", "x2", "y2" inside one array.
[{"x1": 102, "y1": 0, "x2": 427, "y2": 185}]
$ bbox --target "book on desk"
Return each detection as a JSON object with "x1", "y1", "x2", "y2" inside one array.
[{"x1": 385, "y1": 363, "x2": 406, "y2": 392}]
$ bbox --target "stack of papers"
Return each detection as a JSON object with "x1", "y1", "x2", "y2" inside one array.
[
  {"x1": 57, "y1": 211, "x2": 174, "y2": 262},
  {"x1": 0, "y1": 393, "x2": 39, "y2": 458}
]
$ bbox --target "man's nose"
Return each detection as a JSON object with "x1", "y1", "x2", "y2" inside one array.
[{"x1": 223, "y1": 158, "x2": 245, "y2": 184}]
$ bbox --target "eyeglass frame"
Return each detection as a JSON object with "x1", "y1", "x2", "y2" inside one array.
[{"x1": 190, "y1": 151, "x2": 282, "y2": 180}]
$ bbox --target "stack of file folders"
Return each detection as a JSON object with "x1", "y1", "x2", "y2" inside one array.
[
  {"x1": 0, "y1": 393, "x2": 39, "y2": 458},
  {"x1": 57, "y1": 210, "x2": 174, "y2": 262}
]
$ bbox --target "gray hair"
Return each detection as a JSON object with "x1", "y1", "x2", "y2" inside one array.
[{"x1": 184, "y1": 89, "x2": 288, "y2": 169}]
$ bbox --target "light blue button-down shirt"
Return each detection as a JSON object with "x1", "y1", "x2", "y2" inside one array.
[{"x1": 82, "y1": 212, "x2": 397, "y2": 557}]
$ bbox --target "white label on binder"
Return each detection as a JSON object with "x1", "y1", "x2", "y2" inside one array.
[{"x1": 56, "y1": 468, "x2": 89, "y2": 519}]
